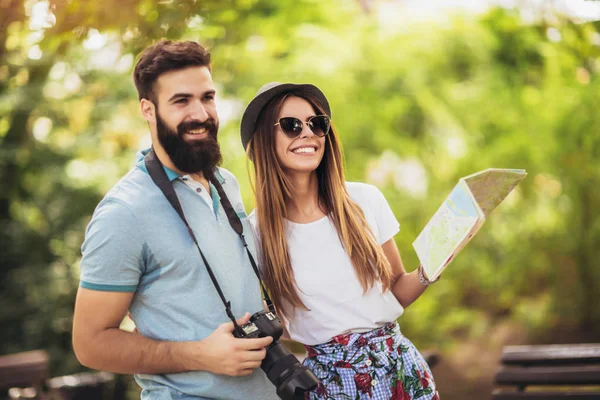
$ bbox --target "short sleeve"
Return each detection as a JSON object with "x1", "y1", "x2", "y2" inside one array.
[
  {"x1": 247, "y1": 210, "x2": 264, "y2": 268},
  {"x1": 79, "y1": 199, "x2": 144, "y2": 292},
  {"x1": 369, "y1": 185, "x2": 400, "y2": 244},
  {"x1": 216, "y1": 167, "x2": 247, "y2": 218}
]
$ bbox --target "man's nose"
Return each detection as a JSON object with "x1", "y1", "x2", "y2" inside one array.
[{"x1": 189, "y1": 100, "x2": 209, "y2": 121}]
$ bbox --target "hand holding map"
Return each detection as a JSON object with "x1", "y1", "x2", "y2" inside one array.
[{"x1": 413, "y1": 168, "x2": 527, "y2": 281}]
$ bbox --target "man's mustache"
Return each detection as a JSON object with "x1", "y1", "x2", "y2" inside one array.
[{"x1": 177, "y1": 119, "x2": 217, "y2": 136}]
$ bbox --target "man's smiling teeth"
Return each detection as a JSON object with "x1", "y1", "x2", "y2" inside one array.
[
  {"x1": 187, "y1": 128, "x2": 206, "y2": 135},
  {"x1": 292, "y1": 147, "x2": 315, "y2": 154}
]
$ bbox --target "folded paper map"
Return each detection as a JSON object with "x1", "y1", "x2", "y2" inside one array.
[{"x1": 413, "y1": 168, "x2": 527, "y2": 281}]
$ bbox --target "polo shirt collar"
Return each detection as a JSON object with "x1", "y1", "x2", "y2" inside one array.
[
  {"x1": 136, "y1": 148, "x2": 179, "y2": 181},
  {"x1": 134, "y1": 148, "x2": 225, "y2": 184}
]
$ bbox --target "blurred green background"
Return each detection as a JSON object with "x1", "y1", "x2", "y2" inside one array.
[{"x1": 1, "y1": 0, "x2": 599, "y2": 398}]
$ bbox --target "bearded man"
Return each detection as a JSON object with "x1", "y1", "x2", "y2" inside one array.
[{"x1": 72, "y1": 40, "x2": 278, "y2": 400}]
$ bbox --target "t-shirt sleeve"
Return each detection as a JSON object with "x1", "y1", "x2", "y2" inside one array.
[
  {"x1": 79, "y1": 199, "x2": 144, "y2": 292},
  {"x1": 248, "y1": 210, "x2": 264, "y2": 268},
  {"x1": 216, "y1": 167, "x2": 248, "y2": 218},
  {"x1": 369, "y1": 185, "x2": 400, "y2": 244}
]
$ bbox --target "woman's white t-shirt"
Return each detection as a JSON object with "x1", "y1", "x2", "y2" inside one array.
[{"x1": 249, "y1": 182, "x2": 404, "y2": 345}]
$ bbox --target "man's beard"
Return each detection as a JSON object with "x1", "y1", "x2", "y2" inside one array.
[{"x1": 155, "y1": 110, "x2": 222, "y2": 177}]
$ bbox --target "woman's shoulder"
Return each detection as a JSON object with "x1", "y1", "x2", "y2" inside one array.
[
  {"x1": 345, "y1": 181, "x2": 391, "y2": 214},
  {"x1": 345, "y1": 181, "x2": 384, "y2": 201},
  {"x1": 248, "y1": 209, "x2": 257, "y2": 224},
  {"x1": 247, "y1": 209, "x2": 260, "y2": 239}
]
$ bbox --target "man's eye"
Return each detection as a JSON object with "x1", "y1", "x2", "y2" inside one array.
[
  {"x1": 204, "y1": 95, "x2": 215, "y2": 102},
  {"x1": 175, "y1": 98, "x2": 188, "y2": 104}
]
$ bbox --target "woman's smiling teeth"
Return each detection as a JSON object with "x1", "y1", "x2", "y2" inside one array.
[{"x1": 292, "y1": 147, "x2": 316, "y2": 154}]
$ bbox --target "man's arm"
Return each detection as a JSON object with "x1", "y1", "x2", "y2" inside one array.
[{"x1": 72, "y1": 287, "x2": 273, "y2": 376}]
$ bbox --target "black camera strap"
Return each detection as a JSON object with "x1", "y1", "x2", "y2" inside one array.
[
  {"x1": 207, "y1": 172, "x2": 274, "y2": 312},
  {"x1": 144, "y1": 148, "x2": 274, "y2": 332}
]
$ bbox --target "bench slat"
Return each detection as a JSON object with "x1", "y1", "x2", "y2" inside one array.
[
  {"x1": 493, "y1": 390, "x2": 600, "y2": 400},
  {"x1": 0, "y1": 350, "x2": 49, "y2": 390},
  {"x1": 420, "y1": 350, "x2": 440, "y2": 369},
  {"x1": 502, "y1": 344, "x2": 600, "y2": 366},
  {"x1": 495, "y1": 365, "x2": 600, "y2": 386}
]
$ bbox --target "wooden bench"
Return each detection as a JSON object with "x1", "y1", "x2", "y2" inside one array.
[
  {"x1": 7, "y1": 387, "x2": 43, "y2": 399},
  {"x1": 0, "y1": 350, "x2": 119, "y2": 400},
  {"x1": 46, "y1": 371, "x2": 115, "y2": 400},
  {"x1": 0, "y1": 350, "x2": 49, "y2": 399},
  {"x1": 421, "y1": 350, "x2": 440, "y2": 370},
  {"x1": 492, "y1": 343, "x2": 600, "y2": 399}
]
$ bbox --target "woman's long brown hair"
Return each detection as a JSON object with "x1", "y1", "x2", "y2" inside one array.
[{"x1": 247, "y1": 89, "x2": 394, "y2": 318}]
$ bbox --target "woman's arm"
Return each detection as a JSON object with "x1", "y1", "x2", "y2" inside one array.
[{"x1": 382, "y1": 238, "x2": 428, "y2": 309}]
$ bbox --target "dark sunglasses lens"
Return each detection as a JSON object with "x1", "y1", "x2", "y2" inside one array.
[
  {"x1": 310, "y1": 116, "x2": 330, "y2": 136},
  {"x1": 279, "y1": 117, "x2": 303, "y2": 137}
]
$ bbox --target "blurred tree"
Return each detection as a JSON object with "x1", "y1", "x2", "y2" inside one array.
[
  {"x1": 0, "y1": 0, "x2": 364, "y2": 376},
  {"x1": 0, "y1": 1, "x2": 599, "y2": 399}
]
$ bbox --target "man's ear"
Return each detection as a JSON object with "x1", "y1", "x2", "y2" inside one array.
[{"x1": 140, "y1": 98, "x2": 156, "y2": 124}]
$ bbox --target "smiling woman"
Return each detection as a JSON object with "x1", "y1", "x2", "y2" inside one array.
[
  {"x1": 274, "y1": 96, "x2": 327, "y2": 176},
  {"x1": 240, "y1": 82, "x2": 440, "y2": 400}
]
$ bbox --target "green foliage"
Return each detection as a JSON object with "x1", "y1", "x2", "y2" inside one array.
[{"x1": 1, "y1": 0, "x2": 599, "y2": 388}]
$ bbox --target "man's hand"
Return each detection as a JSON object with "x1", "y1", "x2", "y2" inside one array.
[
  {"x1": 74, "y1": 288, "x2": 273, "y2": 376},
  {"x1": 189, "y1": 312, "x2": 274, "y2": 376}
]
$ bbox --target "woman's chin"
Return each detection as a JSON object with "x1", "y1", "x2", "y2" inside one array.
[{"x1": 282, "y1": 165, "x2": 320, "y2": 176}]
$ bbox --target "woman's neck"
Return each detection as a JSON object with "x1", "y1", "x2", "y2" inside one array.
[{"x1": 285, "y1": 171, "x2": 327, "y2": 224}]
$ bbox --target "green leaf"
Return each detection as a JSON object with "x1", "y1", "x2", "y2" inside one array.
[{"x1": 353, "y1": 354, "x2": 366, "y2": 365}]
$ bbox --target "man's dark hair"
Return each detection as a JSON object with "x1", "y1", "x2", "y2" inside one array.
[{"x1": 133, "y1": 39, "x2": 211, "y2": 102}]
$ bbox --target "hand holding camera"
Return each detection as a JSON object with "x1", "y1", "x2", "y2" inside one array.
[{"x1": 195, "y1": 312, "x2": 274, "y2": 377}]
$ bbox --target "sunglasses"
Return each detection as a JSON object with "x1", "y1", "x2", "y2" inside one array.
[{"x1": 274, "y1": 115, "x2": 331, "y2": 138}]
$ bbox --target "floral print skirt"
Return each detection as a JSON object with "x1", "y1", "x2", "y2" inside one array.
[{"x1": 302, "y1": 322, "x2": 439, "y2": 400}]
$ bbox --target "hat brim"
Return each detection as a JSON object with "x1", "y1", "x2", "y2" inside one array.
[{"x1": 240, "y1": 83, "x2": 331, "y2": 150}]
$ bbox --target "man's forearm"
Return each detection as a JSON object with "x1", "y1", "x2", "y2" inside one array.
[{"x1": 74, "y1": 328, "x2": 198, "y2": 374}]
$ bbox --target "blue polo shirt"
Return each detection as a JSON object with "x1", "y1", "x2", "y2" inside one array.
[{"x1": 80, "y1": 150, "x2": 278, "y2": 400}]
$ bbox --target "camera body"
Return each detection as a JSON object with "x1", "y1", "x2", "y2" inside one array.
[
  {"x1": 233, "y1": 310, "x2": 320, "y2": 400},
  {"x1": 233, "y1": 310, "x2": 283, "y2": 340}
]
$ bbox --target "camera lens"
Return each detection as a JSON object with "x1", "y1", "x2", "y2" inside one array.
[
  {"x1": 239, "y1": 310, "x2": 320, "y2": 399},
  {"x1": 262, "y1": 342, "x2": 320, "y2": 400}
]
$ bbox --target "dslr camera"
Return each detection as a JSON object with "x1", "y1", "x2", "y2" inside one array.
[{"x1": 233, "y1": 310, "x2": 320, "y2": 400}]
